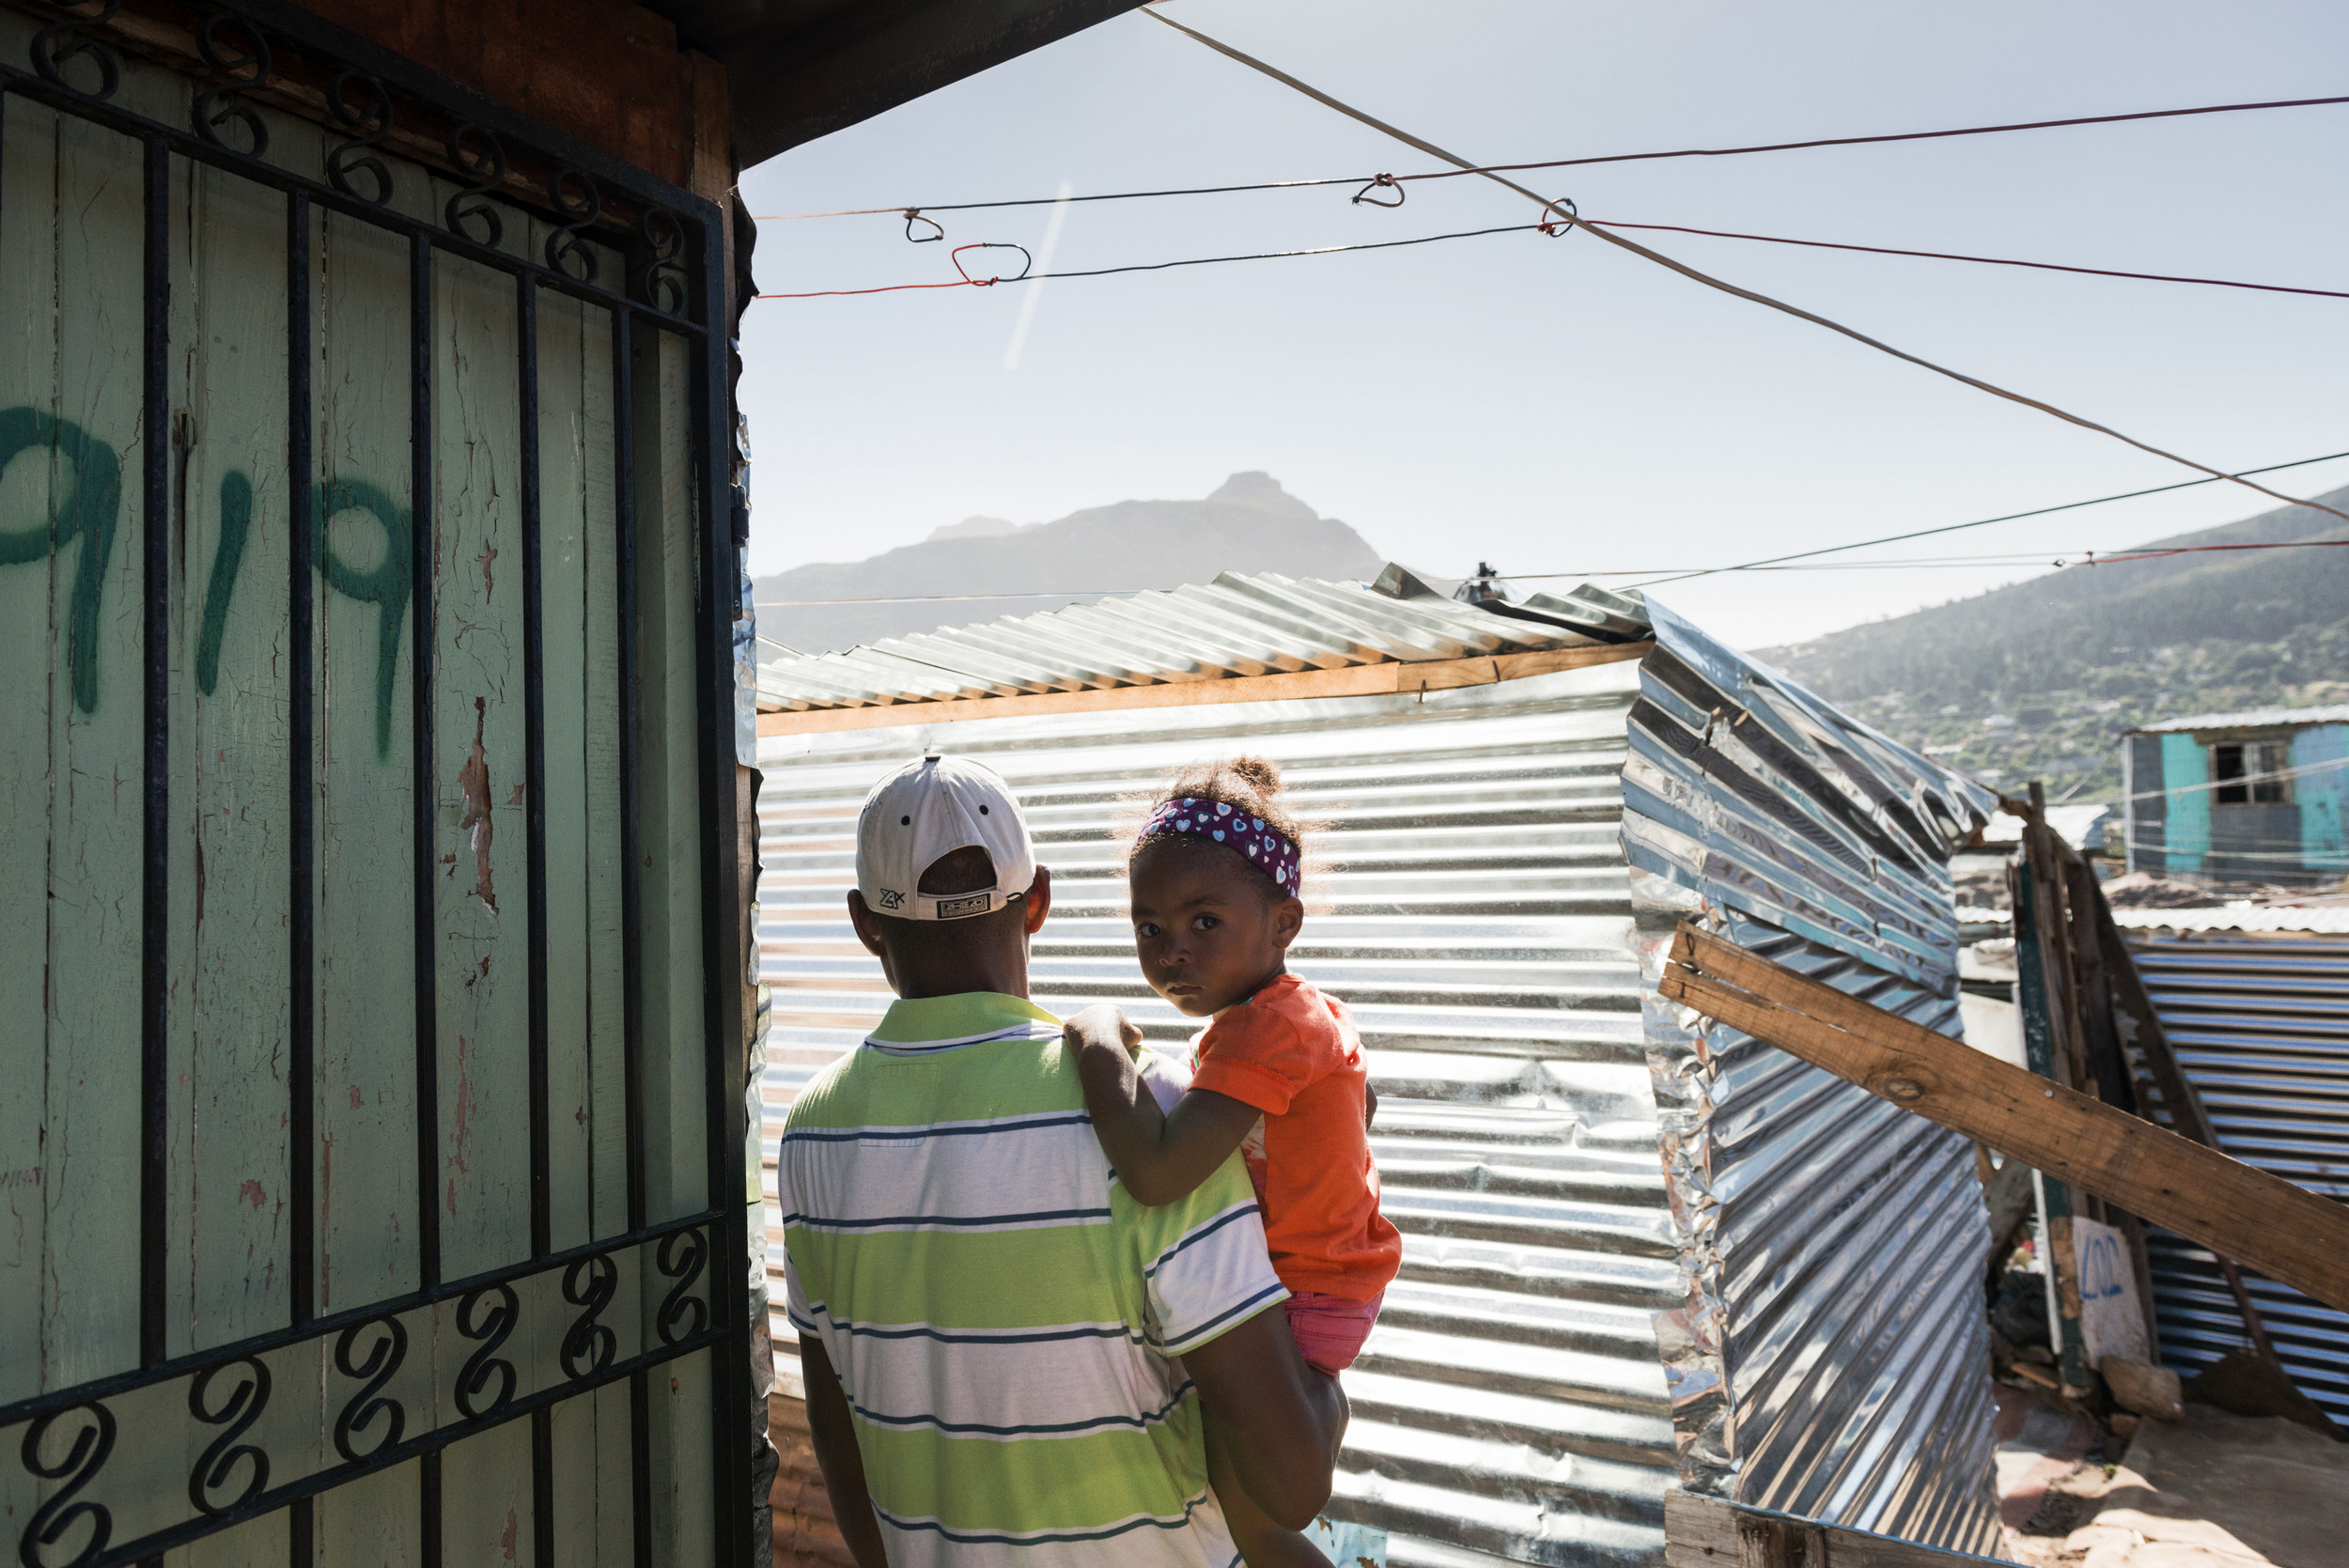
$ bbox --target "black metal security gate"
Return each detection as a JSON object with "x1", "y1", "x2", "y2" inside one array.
[{"x1": 1, "y1": 2, "x2": 749, "y2": 1562}]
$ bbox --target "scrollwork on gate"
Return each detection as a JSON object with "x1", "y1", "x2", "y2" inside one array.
[
  {"x1": 19, "y1": 1401, "x2": 115, "y2": 1568},
  {"x1": 455, "y1": 1283, "x2": 521, "y2": 1419},
  {"x1": 192, "y1": 10, "x2": 273, "y2": 158},
  {"x1": 655, "y1": 1227, "x2": 708, "y2": 1345},
  {"x1": 560, "y1": 1251, "x2": 620, "y2": 1379},
  {"x1": 444, "y1": 124, "x2": 509, "y2": 249},
  {"x1": 633, "y1": 206, "x2": 688, "y2": 317},
  {"x1": 332, "y1": 1314, "x2": 409, "y2": 1463},
  {"x1": 30, "y1": 0, "x2": 123, "y2": 101},
  {"x1": 325, "y1": 70, "x2": 396, "y2": 206},
  {"x1": 544, "y1": 167, "x2": 603, "y2": 283},
  {"x1": 186, "y1": 1355, "x2": 272, "y2": 1516}
]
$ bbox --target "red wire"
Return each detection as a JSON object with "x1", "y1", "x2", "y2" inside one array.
[
  {"x1": 2084, "y1": 538, "x2": 2349, "y2": 566},
  {"x1": 1582, "y1": 220, "x2": 2349, "y2": 301},
  {"x1": 755, "y1": 278, "x2": 976, "y2": 299}
]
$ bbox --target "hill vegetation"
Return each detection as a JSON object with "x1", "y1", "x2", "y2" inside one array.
[{"x1": 1760, "y1": 483, "x2": 2349, "y2": 801}]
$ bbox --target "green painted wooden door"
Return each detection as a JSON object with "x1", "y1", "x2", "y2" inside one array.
[{"x1": 0, "y1": 9, "x2": 747, "y2": 1564}]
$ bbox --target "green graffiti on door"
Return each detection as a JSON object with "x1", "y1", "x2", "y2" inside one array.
[
  {"x1": 3, "y1": 406, "x2": 414, "y2": 758},
  {"x1": 310, "y1": 476, "x2": 412, "y2": 759},
  {"x1": 0, "y1": 407, "x2": 121, "y2": 715}
]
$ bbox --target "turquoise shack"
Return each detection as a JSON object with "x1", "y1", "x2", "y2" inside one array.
[{"x1": 2123, "y1": 706, "x2": 2349, "y2": 884}]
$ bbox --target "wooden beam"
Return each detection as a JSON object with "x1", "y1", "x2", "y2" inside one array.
[
  {"x1": 1657, "y1": 923, "x2": 2349, "y2": 1314},
  {"x1": 757, "y1": 642, "x2": 1648, "y2": 737},
  {"x1": 1664, "y1": 1491, "x2": 2009, "y2": 1568}
]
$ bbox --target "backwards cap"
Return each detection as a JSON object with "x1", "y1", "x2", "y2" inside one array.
[{"x1": 856, "y1": 755, "x2": 1037, "y2": 921}]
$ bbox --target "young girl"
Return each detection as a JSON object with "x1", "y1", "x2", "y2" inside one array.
[{"x1": 1066, "y1": 757, "x2": 1399, "y2": 1567}]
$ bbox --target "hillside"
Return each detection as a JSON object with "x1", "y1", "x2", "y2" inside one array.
[
  {"x1": 756, "y1": 472, "x2": 1386, "y2": 654},
  {"x1": 1760, "y1": 483, "x2": 2349, "y2": 801}
]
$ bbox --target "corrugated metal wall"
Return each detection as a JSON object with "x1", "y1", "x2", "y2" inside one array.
[
  {"x1": 758, "y1": 663, "x2": 1680, "y2": 1566},
  {"x1": 755, "y1": 623, "x2": 2003, "y2": 1563},
  {"x1": 2126, "y1": 932, "x2": 2349, "y2": 1425},
  {"x1": 1621, "y1": 605, "x2": 2003, "y2": 1558}
]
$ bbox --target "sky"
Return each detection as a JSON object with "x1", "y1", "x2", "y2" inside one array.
[{"x1": 735, "y1": 0, "x2": 2349, "y2": 650}]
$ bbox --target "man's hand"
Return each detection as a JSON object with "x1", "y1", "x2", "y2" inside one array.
[{"x1": 799, "y1": 1336, "x2": 891, "y2": 1568}]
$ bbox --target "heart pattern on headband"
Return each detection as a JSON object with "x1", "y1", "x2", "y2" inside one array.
[{"x1": 1138, "y1": 797, "x2": 1299, "y2": 892}]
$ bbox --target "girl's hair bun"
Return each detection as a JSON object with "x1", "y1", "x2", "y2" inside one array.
[{"x1": 1225, "y1": 755, "x2": 1283, "y2": 798}]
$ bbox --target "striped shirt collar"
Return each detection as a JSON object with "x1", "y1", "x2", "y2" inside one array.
[{"x1": 865, "y1": 991, "x2": 1061, "y2": 1054}]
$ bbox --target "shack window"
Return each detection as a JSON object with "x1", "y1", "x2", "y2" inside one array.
[{"x1": 2211, "y1": 740, "x2": 2292, "y2": 804}]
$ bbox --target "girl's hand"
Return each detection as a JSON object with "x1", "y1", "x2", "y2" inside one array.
[{"x1": 1065, "y1": 1003, "x2": 1143, "y2": 1056}]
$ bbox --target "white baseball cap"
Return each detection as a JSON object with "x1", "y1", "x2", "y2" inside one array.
[{"x1": 856, "y1": 755, "x2": 1037, "y2": 921}]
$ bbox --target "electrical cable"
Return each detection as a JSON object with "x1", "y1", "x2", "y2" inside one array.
[
  {"x1": 1623, "y1": 448, "x2": 2349, "y2": 588},
  {"x1": 1138, "y1": 7, "x2": 2349, "y2": 532},
  {"x1": 1578, "y1": 220, "x2": 2349, "y2": 302},
  {"x1": 754, "y1": 223, "x2": 1547, "y2": 298},
  {"x1": 757, "y1": 215, "x2": 2345, "y2": 303},
  {"x1": 750, "y1": 93, "x2": 2349, "y2": 223},
  {"x1": 750, "y1": 533, "x2": 2349, "y2": 608}
]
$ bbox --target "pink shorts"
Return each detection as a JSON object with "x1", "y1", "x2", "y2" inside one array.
[{"x1": 1283, "y1": 1289, "x2": 1384, "y2": 1374}]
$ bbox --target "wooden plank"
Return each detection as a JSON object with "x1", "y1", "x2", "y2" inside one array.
[
  {"x1": 758, "y1": 641, "x2": 1649, "y2": 735},
  {"x1": 527, "y1": 228, "x2": 631, "y2": 1565},
  {"x1": 0, "y1": 49, "x2": 61, "y2": 1410},
  {"x1": 636, "y1": 329, "x2": 707, "y2": 1225},
  {"x1": 1664, "y1": 1490, "x2": 2008, "y2": 1568},
  {"x1": 428, "y1": 236, "x2": 531, "y2": 1285},
  {"x1": 172, "y1": 140, "x2": 295, "y2": 1359},
  {"x1": 41, "y1": 73, "x2": 151, "y2": 1395},
  {"x1": 310, "y1": 118, "x2": 429, "y2": 1568},
  {"x1": 1658, "y1": 923, "x2": 2349, "y2": 1312}
]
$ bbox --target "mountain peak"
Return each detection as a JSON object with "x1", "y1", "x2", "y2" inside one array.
[{"x1": 1206, "y1": 471, "x2": 1317, "y2": 522}]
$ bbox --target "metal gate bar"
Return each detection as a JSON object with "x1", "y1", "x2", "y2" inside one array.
[{"x1": 1, "y1": 2, "x2": 749, "y2": 1562}]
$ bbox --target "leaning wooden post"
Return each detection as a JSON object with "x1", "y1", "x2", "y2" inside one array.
[{"x1": 2014, "y1": 784, "x2": 2094, "y2": 1397}]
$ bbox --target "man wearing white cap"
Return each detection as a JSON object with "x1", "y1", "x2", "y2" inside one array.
[{"x1": 779, "y1": 755, "x2": 1344, "y2": 1567}]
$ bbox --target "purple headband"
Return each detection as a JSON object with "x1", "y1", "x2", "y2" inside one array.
[{"x1": 1137, "y1": 797, "x2": 1300, "y2": 894}]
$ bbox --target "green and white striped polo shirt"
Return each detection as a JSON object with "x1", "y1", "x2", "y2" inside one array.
[{"x1": 780, "y1": 992, "x2": 1286, "y2": 1567}]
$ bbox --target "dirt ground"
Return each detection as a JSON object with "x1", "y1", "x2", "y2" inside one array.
[{"x1": 2000, "y1": 1404, "x2": 2348, "y2": 1567}]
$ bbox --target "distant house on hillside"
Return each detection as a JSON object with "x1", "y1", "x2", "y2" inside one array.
[{"x1": 2123, "y1": 706, "x2": 2349, "y2": 883}]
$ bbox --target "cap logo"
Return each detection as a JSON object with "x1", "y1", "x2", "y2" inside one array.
[
  {"x1": 934, "y1": 893, "x2": 990, "y2": 919},
  {"x1": 875, "y1": 888, "x2": 905, "y2": 910}
]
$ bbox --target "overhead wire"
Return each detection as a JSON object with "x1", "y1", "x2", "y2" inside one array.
[
  {"x1": 756, "y1": 215, "x2": 2349, "y2": 304},
  {"x1": 750, "y1": 92, "x2": 2349, "y2": 222},
  {"x1": 1135, "y1": 6, "x2": 2349, "y2": 531},
  {"x1": 749, "y1": 531, "x2": 2349, "y2": 608},
  {"x1": 1574, "y1": 221, "x2": 2349, "y2": 303},
  {"x1": 754, "y1": 223, "x2": 1549, "y2": 298},
  {"x1": 1623, "y1": 448, "x2": 2349, "y2": 587}
]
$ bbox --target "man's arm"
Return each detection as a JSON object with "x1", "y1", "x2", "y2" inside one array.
[
  {"x1": 1182, "y1": 1306, "x2": 1348, "y2": 1529},
  {"x1": 798, "y1": 1335, "x2": 891, "y2": 1568},
  {"x1": 1067, "y1": 1006, "x2": 1261, "y2": 1206}
]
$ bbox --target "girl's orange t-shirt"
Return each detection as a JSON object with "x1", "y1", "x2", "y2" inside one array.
[{"x1": 1189, "y1": 972, "x2": 1401, "y2": 1302}]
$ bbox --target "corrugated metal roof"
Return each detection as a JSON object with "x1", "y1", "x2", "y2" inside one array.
[
  {"x1": 750, "y1": 591, "x2": 2006, "y2": 1562},
  {"x1": 755, "y1": 567, "x2": 1640, "y2": 712},
  {"x1": 2124, "y1": 933, "x2": 2349, "y2": 1424},
  {"x1": 2129, "y1": 704, "x2": 2349, "y2": 735},
  {"x1": 2112, "y1": 906, "x2": 2349, "y2": 935}
]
